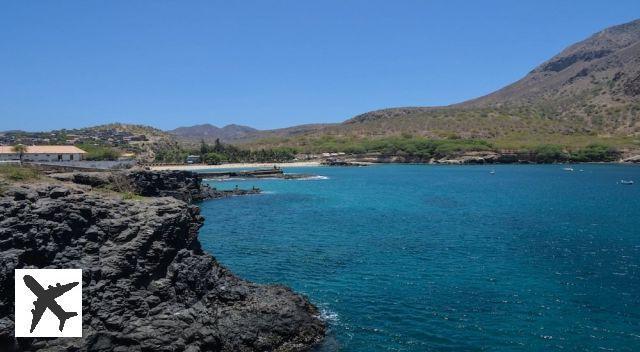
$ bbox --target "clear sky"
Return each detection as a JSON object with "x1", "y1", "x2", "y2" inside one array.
[{"x1": 1, "y1": 1, "x2": 639, "y2": 132}]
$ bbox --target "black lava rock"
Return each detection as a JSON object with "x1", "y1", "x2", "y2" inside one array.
[{"x1": 0, "y1": 184, "x2": 324, "y2": 351}]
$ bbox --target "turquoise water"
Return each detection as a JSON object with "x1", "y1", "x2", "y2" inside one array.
[{"x1": 198, "y1": 165, "x2": 640, "y2": 351}]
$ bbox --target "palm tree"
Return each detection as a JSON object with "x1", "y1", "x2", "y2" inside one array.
[{"x1": 11, "y1": 144, "x2": 27, "y2": 163}]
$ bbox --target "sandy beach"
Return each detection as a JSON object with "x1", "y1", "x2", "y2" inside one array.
[{"x1": 149, "y1": 161, "x2": 322, "y2": 171}]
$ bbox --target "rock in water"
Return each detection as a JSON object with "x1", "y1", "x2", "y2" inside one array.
[
  {"x1": 0, "y1": 184, "x2": 324, "y2": 351},
  {"x1": 49, "y1": 170, "x2": 261, "y2": 203}
]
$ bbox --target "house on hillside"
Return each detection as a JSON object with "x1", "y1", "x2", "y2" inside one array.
[{"x1": 0, "y1": 145, "x2": 87, "y2": 162}]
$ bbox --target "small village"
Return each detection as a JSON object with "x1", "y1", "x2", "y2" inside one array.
[
  {"x1": 0, "y1": 127, "x2": 148, "y2": 147},
  {"x1": 0, "y1": 124, "x2": 174, "y2": 165}
]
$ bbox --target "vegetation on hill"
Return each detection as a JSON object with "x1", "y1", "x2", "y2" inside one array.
[
  {"x1": 1, "y1": 123, "x2": 181, "y2": 162},
  {"x1": 570, "y1": 143, "x2": 620, "y2": 162},
  {"x1": 81, "y1": 123, "x2": 179, "y2": 162},
  {"x1": 76, "y1": 143, "x2": 121, "y2": 161},
  {"x1": 247, "y1": 134, "x2": 623, "y2": 163},
  {"x1": 327, "y1": 19, "x2": 640, "y2": 143},
  {"x1": 531, "y1": 143, "x2": 620, "y2": 163},
  {"x1": 289, "y1": 135, "x2": 492, "y2": 156},
  {"x1": 89, "y1": 123, "x2": 168, "y2": 137},
  {"x1": 194, "y1": 19, "x2": 640, "y2": 153},
  {"x1": 154, "y1": 139, "x2": 296, "y2": 164}
]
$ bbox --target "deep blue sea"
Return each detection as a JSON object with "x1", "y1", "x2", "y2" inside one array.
[{"x1": 199, "y1": 164, "x2": 640, "y2": 351}]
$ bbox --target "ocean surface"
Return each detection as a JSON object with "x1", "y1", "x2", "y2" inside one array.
[{"x1": 199, "y1": 164, "x2": 640, "y2": 351}]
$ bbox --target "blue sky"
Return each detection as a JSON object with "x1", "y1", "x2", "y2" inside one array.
[{"x1": 1, "y1": 1, "x2": 639, "y2": 132}]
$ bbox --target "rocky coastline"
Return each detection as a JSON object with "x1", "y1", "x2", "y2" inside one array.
[
  {"x1": 49, "y1": 170, "x2": 261, "y2": 202},
  {"x1": 197, "y1": 168, "x2": 319, "y2": 180},
  {"x1": 323, "y1": 150, "x2": 640, "y2": 165},
  {"x1": 320, "y1": 159, "x2": 370, "y2": 167},
  {"x1": 0, "y1": 169, "x2": 325, "y2": 351}
]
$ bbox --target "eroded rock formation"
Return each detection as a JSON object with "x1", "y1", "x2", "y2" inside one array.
[
  {"x1": 0, "y1": 180, "x2": 324, "y2": 351},
  {"x1": 49, "y1": 170, "x2": 260, "y2": 203}
]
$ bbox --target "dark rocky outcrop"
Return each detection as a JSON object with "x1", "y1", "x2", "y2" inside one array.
[
  {"x1": 623, "y1": 72, "x2": 640, "y2": 96},
  {"x1": 126, "y1": 170, "x2": 257, "y2": 202},
  {"x1": 540, "y1": 49, "x2": 613, "y2": 72},
  {"x1": 196, "y1": 169, "x2": 318, "y2": 180},
  {"x1": 0, "y1": 182, "x2": 324, "y2": 351},
  {"x1": 197, "y1": 169, "x2": 285, "y2": 179},
  {"x1": 347, "y1": 152, "x2": 540, "y2": 165},
  {"x1": 49, "y1": 170, "x2": 261, "y2": 203},
  {"x1": 320, "y1": 159, "x2": 369, "y2": 167},
  {"x1": 49, "y1": 171, "x2": 112, "y2": 187}
]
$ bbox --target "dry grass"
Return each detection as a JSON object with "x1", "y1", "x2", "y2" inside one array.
[
  {"x1": 491, "y1": 133, "x2": 640, "y2": 150},
  {"x1": 0, "y1": 164, "x2": 41, "y2": 182}
]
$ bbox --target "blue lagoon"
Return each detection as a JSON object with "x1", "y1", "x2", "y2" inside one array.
[{"x1": 199, "y1": 164, "x2": 640, "y2": 351}]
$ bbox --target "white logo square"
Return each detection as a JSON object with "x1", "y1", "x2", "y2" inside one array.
[{"x1": 14, "y1": 269, "x2": 82, "y2": 337}]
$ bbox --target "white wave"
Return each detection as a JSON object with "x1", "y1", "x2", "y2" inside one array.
[
  {"x1": 203, "y1": 177, "x2": 247, "y2": 182},
  {"x1": 298, "y1": 175, "x2": 330, "y2": 181},
  {"x1": 319, "y1": 308, "x2": 339, "y2": 323}
]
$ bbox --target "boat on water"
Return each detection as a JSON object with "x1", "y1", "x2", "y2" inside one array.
[
  {"x1": 620, "y1": 180, "x2": 634, "y2": 185},
  {"x1": 489, "y1": 170, "x2": 495, "y2": 175},
  {"x1": 563, "y1": 167, "x2": 574, "y2": 172}
]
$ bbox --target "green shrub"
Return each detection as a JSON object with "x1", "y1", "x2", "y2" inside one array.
[
  {"x1": 0, "y1": 165, "x2": 40, "y2": 181},
  {"x1": 121, "y1": 191, "x2": 144, "y2": 200},
  {"x1": 570, "y1": 144, "x2": 619, "y2": 162},
  {"x1": 77, "y1": 143, "x2": 121, "y2": 161},
  {"x1": 533, "y1": 144, "x2": 567, "y2": 163},
  {"x1": 203, "y1": 152, "x2": 226, "y2": 165}
]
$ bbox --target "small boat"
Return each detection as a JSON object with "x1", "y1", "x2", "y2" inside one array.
[
  {"x1": 489, "y1": 170, "x2": 495, "y2": 175},
  {"x1": 563, "y1": 167, "x2": 574, "y2": 172},
  {"x1": 620, "y1": 180, "x2": 634, "y2": 185}
]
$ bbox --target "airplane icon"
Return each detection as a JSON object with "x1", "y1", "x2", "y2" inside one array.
[{"x1": 23, "y1": 275, "x2": 79, "y2": 333}]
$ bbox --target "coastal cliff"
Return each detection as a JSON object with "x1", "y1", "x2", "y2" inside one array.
[
  {"x1": 0, "y1": 170, "x2": 324, "y2": 351},
  {"x1": 48, "y1": 170, "x2": 261, "y2": 202}
]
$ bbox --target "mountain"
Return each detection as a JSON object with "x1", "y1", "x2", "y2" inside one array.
[
  {"x1": 451, "y1": 18, "x2": 640, "y2": 137},
  {"x1": 168, "y1": 123, "x2": 334, "y2": 144},
  {"x1": 463, "y1": 19, "x2": 640, "y2": 110},
  {"x1": 169, "y1": 124, "x2": 259, "y2": 143},
  {"x1": 293, "y1": 19, "x2": 640, "y2": 147},
  {"x1": 175, "y1": 19, "x2": 640, "y2": 150}
]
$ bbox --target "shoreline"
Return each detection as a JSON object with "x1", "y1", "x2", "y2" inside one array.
[
  {"x1": 147, "y1": 160, "x2": 640, "y2": 171},
  {"x1": 0, "y1": 168, "x2": 325, "y2": 350},
  {"x1": 149, "y1": 161, "x2": 322, "y2": 170}
]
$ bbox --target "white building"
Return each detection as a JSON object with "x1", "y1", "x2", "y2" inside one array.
[{"x1": 0, "y1": 145, "x2": 87, "y2": 162}]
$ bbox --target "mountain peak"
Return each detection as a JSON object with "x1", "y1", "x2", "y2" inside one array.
[
  {"x1": 168, "y1": 123, "x2": 259, "y2": 143},
  {"x1": 331, "y1": 19, "x2": 640, "y2": 139},
  {"x1": 457, "y1": 18, "x2": 640, "y2": 119},
  {"x1": 175, "y1": 19, "x2": 640, "y2": 144}
]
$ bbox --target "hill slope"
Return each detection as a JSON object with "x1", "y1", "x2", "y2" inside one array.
[
  {"x1": 288, "y1": 19, "x2": 640, "y2": 148},
  {"x1": 168, "y1": 123, "x2": 334, "y2": 144},
  {"x1": 463, "y1": 19, "x2": 640, "y2": 110},
  {"x1": 173, "y1": 19, "x2": 640, "y2": 151},
  {"x1": 1, "y1": 123, "x2": 180, "y2": 162}
]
